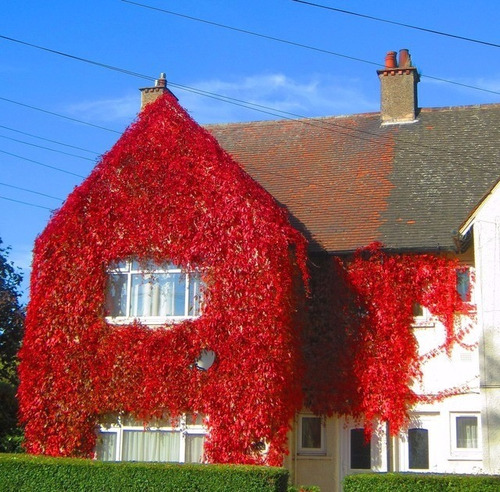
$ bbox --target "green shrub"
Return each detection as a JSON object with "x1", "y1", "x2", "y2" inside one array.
[
  {"x1": 0, "y1": 453, "x2": 289, "y2": 491},
  {"x1": 343, "y1": 472, "x2": 500, "y2": 491}
]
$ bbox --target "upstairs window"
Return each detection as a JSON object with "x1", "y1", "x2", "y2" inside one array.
[
  {"x1": 456, "y1": 267, "x2": 472, "y2": 302},
  {"x1": 106, "y1": 260, "x2": 202, "y2": 323}
]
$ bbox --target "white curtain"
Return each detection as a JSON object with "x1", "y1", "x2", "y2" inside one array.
[
  {"x1": 122, "y1": 430, "x2": 180, "y2": 461},
  {"x1": 456, "y1": 417, "x2": 478, "y2": 448},
  {"x1": 96, "y1": 432, "x2": 117, "y2": 461},
  {"x1": 185, "y1": 435, "x2": 205, "y2": 463},
  {"x1": 131, "y1": 273, "x2": 185, "y2": 317}
]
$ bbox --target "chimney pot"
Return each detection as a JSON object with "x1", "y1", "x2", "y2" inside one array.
[
  {"x1": 398, "y1": 49, "x2": 411, "y2": 68},
  {"x1": 155, "y1": 73, "x2": 167, "y2": 88},
  {"x1": 385, "y1": 51, "x2": 398, "y2": 69}
]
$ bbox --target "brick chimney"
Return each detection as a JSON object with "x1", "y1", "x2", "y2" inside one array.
[
  {"x1": 377, "y1": 49, "x2": 419, "y2": 124},
  {"x1": 139, "y1": 73, "x2": 178, "y2": 110}
]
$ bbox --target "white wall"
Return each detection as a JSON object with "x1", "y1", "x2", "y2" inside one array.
[{"x1": 472, "y1": 185, "x2": 500, "y2": 473}]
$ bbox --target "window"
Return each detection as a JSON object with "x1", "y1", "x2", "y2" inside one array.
[
  {"x1": 412, "y1": 303, "x2": 433, "y2": 327},
  {"x1": 298, "y1": 416, "x2": 325, "y2": 454},
  {"x1": 456, "y1": 416, "x2": 478, "y2": 449},
  {"x1": 450, "y1": 413, "x2": 481, "y2": 458},
  {"x1": 408, "y1": 428, "x2": 429, "y2": 469},
  {"x1": 106, "y1": 260, "x2": 202, "y2": 323},
  {"x1": 96, "y1": 414, "x2": 205, "y2": 463},
  {"x1": 350, "y1": 428, "x2": 371, "y2": 469},
  {"x1": 456, "y1": 268, "x2": 472, "y2": 302}
]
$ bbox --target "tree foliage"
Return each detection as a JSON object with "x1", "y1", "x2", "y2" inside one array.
[{"x1": 0, "y1": 238, "x2": 25, "y2": 452}]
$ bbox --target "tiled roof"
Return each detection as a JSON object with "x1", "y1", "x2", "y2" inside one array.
[{"x1": 206, "y1": 104, "x2": 500, "y2": 253}]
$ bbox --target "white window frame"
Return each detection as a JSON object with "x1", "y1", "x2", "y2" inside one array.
[
  {"x1": 105, "y1": 260, "x2": 203, "y2": 325},
  {"x1": 297, "y1": 414, "x2": 326, "y2": 455},
  {"x1": 96, "y1": 414, "x2": 206, "y2": 463},
  {"x1": 450, "y1": 412, "x2": 481, "y2": 459},
  {"x1": 412, "y1": 303, "x2": 435, "y2": 328}
]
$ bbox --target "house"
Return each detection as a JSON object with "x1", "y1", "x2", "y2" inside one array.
[{"x1": 18, "y1": 50, "x2": 500, "y2": 491}]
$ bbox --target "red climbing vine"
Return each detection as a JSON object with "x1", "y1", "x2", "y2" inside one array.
[
  {"x1": 304, "y1": 243, "x2": 473, "y2": 437},
  {"x1": 18, "y1": 90, "x2": 473, "y2": 465},
  {"x1": 18, "y1": 92, "x2": 308, "y2": 466}
]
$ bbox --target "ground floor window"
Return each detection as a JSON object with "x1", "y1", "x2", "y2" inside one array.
[
  {"x1": 456, "y1": 415, "x2": 478, "y2": 449},
  {"x1": 96, "y1": 414, "x2": 205, "y2": 463},
  {"x1": 298, "y1": 415, "x2": 325, "y2": 454}
]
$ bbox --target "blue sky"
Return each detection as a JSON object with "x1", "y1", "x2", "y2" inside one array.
[{"x1": 1, "y1": 0, "x2": 499, "y2": 299}]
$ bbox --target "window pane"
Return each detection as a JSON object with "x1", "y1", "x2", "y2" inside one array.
[
  {"x1": 186, "y1": 435, "x2": 205, "y2": 463},
  {"x1": 188, "y1": 273, "x2": 202, "y2": 316},
  {"x1": 457, "y1": 417, "x2": 478, "y2": 448},
  {"x1": 95, "y1": 432, "x2": 117, "y2": 461},
  {"x1": 131, "y1": 274, "x2": 149, "y2": 317},
  {"x1": 122, "y1": 430, "x2": 180, "y2": 462},
  {"x1": 106, "y1": 273, "x2": 128, "y2": 316},
  {"x1": 412, "y1": 303, "x2": 424, "y2": 317},
  {"x1": 350, "y1": 428, "x2": 371, "y2": 469},
  {"x1": 457, "y1": 269, "x2": 471, "y2": 302},
  {"x1": 172, "y1": 273, "x2": 185, "y2": 315},
  {"x1": 408, "y1": 428, "x2": 429, "y2": 469},
  {"x1": 301, "y1": 417, "x2": 322, "y2": 449}
]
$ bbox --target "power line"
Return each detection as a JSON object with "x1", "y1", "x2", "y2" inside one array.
[
  {"x1": 0, "y1": 125, "x2": 101, "y2": 154},
  {"x1": 0, "y1": 194, "x2": 54, "y2": 211},
  {"x1": 0, "y1": 134, "x2": 96, "y2": 161},
  {"x1": 0, "y1": 32, "x2": 495, "y2": 167},
  {"x1": 120, "y1": 0, "x2": 381, "y2": 68},
  {"x1": 121, "y1": 1, "x2": 500, "y2": 96},
  {"x1": 292, "y1": 0, "x2": 500, "y2": 49},
  {"x1": 0, "y1": 96, "x2": 122, "y2": 134},
  {"x1": 0, "y1": 182, "x2": 63, "y2": 201},
  {"x1": 0, "y1": 34, "x2": 153, "y2": 82},
  {"x1": 0, "y1": 149, "x2": 86, "y2": 178}
]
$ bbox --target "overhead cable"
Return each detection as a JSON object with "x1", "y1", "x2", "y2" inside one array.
[
  {"x1": 0, "y1": 125, "x2": 101, "y2": 154},
  {"x1": 0, "y1": 149, "x2": 86, "y2": 178},
  {"x1": 120, "y1": 1, "x2": 500, "y2": 95},
  {"x1": 0, "y1": 182, "x2": 63, "y2": 201},
  {"x1": 0, "y1": 96, "x2": 122, "y2": 134},
  {"x1": 0, "y1": 134, "x2": 96, "y2": 161},
  {"x1": 292, "y1": 0, "x2": 500, "y2": 49},
  {"x1": 0, "y1": 194, "x2": 54, "y2": 211}
]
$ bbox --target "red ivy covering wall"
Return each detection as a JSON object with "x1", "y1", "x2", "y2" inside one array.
[
  {"x1": 304, "y1": 244, "x2": 473, "y2": 437},
  {"x1": 18, "y1": 92, "x2": 308, "y2": 465}
]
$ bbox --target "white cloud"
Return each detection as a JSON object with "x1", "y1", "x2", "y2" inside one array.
[
  {"x1": 62, "y1": 73, "x2": 378, "y2": 125},
  {"x1": 65, "y1": 93, "x2": 139, "y2": 123},
  {"x1": 177, "y1": 72, "x2": 378, "y2": 124}
]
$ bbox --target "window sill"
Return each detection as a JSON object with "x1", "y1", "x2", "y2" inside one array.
[
  {"x1": 296, "y1": 453, "x2": 329, "y2": 459},
  {"x1": 105, "y1": 316, "x2": 199, "y2": 326},
  {"x1": 412, "y1": 319, "x2": 436, "y2": 329},
  {"x1": 448, "y1": 452, "x2": 482, "y2": 461}
]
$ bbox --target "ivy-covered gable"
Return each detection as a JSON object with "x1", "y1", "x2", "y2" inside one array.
[{"x1": 18, "y1": 92, "x2": 308, "y2": 465}]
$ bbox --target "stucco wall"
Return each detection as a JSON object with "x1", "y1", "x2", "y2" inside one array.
[{"x1": 473, "y1": 185, "x2": 500, "y2": 473}]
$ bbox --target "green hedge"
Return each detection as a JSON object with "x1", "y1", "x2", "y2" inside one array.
[
  {"x1": 0, "y1": 453, "x2": 289, "y2": 491},
  {"x1": 343, "y1": 472, "x2": 500, "y2": 491}
]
